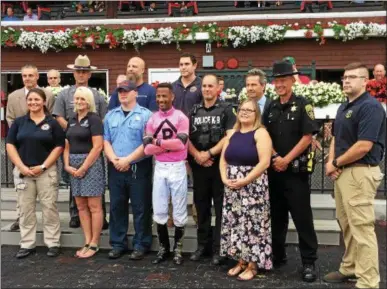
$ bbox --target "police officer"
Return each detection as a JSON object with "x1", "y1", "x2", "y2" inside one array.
[
  {"x1": 263, "y1": 61, "x2": 319, "y2": 282},
  {"x1": 188, "y1": 74, "x2": 236, "y2": 265},
  {"x1": 52, "y1": 55, "x2": 108, "y2": 230}
]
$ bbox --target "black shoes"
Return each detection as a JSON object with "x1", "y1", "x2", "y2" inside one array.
[
  {"x1": 302, "y1": 264, "x2": 317, "y2": 283},
  {"x1": 10, "y1": 218, "x2": 20, "y2": 231},
  {"x1": 129, "y1": 250, "x2": 145, "y2": 260},
  {"x1": 102, "y1": 219, "x2": 109, "y2": 230},
  {"x1": 47, "y1": 246, "x2": 61, "y2": 257},
  {"x1": 190, "y1": 247, "x2": 209, "y2": 261},
  {"x1": 108, "y1": 249, "x2": 126, "y2": 259},
  {"x1": 16, "y1": 248, "x2": 36, "y2": 259},
  {"x1": 211, "y1": 254, "x2": 226, "y2": 266},
  {"x1": 273, "y1": 255, "x2": 288, "y2": 268},
  {"x1": 69, "y1": 217, "x2": 80, "y2": 228}
]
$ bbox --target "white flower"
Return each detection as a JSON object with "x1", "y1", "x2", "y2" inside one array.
[{"x1": 96, "y1": 26, "x2": 101, "y2": 31}]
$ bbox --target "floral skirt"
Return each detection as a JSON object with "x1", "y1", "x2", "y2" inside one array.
[{"x1": 220, "y1": 165, "x2": 273, "y2": 270}]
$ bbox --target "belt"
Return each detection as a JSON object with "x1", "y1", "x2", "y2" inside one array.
[{"x1": 343, "y1": 163, "x2": 378, "y2": 169}]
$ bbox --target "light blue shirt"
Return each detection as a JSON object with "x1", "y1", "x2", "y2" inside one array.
[
  {"x1": 104, "y1": 104, "x2": 152, "y2": 162},
  {"x1": 23, "y1": 14, "x2": 38, "y2": 21},
  {"x1": 258, "y1": 95, "x2": 267, "y2": 114}
]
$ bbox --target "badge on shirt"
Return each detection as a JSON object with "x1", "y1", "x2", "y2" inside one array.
[
  {"x1": 80, "y1": 120, "x2": 89, "y2": 127},
  {"x1": 291, "y1": 105, "x2": 297, "y2": 112},
  {"x1": 345, "y1": 110, "x2": 353, "y2": 119},
  {"x1": 190, "y1": 86, "x2": 198, "y2": 93},
  {"x1": 41, "y1": 124, "x2": 50, "y2": 130},
  {"x1": 305, "y1": 104, "x2": 315, "y2": 120},
  {"x1": 135, "y1": 116, "x2": 141, "y2": 121}
]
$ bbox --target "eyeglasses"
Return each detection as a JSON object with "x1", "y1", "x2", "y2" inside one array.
[
  {"x1": 48, "y1": 77, "x2": 58, "y2": 80},
  {"x1": 341, "y1": 75, "x2": 366, "y2": 81},
  {"x1": 238, "y1": 108, "x2": 256, "y2": 114}
]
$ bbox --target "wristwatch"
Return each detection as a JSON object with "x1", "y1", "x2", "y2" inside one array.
[
  {"x1": 332, "y1": 159, "x2": 340, "y2": 169},
  {"x1": 40, "y1": 164, "x2": 47, "y2": 172}
]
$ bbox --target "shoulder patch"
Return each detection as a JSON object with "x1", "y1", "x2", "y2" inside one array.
[{"x1": 305, "y1": 104, "x2": 315, "y2": 120}]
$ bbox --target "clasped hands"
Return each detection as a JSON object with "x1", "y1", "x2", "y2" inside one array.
[
  {"x1": 19, "y1": 165, "x2": 42, "y2": 177},
  {"x1": 65, "y1": 165, "x2": 87, "y2": 178},
  {"x1": 325, "y1": 161, "x2": 342, "y2": 181},
  {"x1": 222, "y1": 177, "x2": 248, "y2": 189},
  {"x1": 111, "y1": 156, "x2": 131, "y2": 172},
  {"x1": 271, "y1": 156, "x2": 290, "y2": 172},
  {"x1": 194, "y1": 150, "x2": 213, "y2": 167}
]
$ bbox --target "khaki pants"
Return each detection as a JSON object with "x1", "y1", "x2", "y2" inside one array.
[
  {"x1": 334, "y1": 165, "x2": 384, "y2": 288},
  {"x1": 15, "y1": 165, "x2": 61, "y2": 249}
]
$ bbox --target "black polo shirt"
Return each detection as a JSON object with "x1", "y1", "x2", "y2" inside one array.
[
  {"x1": 333, "y1": 92, "x2": 386, "y2": 165},
  {"x1": 263, "y1": 94, "x2": 319, "y2": 156},
  {"x1": 6, "y1": 114, "x2": 65, "y2": 167},
  {"x1": 66, "y1": 112, "x2": 103, "y2": 154},
  {"x1": 172, "y1": 76, "x2": 203, "y2": 116}
]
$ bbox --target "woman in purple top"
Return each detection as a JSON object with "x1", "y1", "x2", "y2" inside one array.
[{"x1": 219, "y1": 99, "x2": 273, "y2": 281}]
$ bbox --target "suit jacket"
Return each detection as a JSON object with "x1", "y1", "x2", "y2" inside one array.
[
  {"x1": 263, "y1": 97, "x2": 271, "y2": 114},
  {"x1": 6, "y1": 87, "x2": 55, "y2": 127}
]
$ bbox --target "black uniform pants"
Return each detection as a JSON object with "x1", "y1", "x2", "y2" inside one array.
[
  {"x1": 268, "y1": 170, "x2": 318, "y2": 264},
  {"x1": 191, "y1": 161, "x2": 224, "y2": 252}
]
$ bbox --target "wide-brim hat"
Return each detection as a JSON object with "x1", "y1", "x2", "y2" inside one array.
[
  {"x1": 271, "y1": 60, "x2": 300, "y2": 78},
  {"x1": 67, "y1": 55, "x2": 97, "y2": 70}
]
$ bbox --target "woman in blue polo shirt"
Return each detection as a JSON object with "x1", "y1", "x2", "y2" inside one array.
[
  {"x1": 6, "y1": 88, "x2": 65, "y2": 259},
  {"x1": 63, "y1": 87, "x2": 105, "y2": 258}
]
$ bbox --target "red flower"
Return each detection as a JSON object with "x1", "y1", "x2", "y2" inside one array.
[
  {"x1": 367, "y1": 78, "x2": 387, "y2": 102},
  {"x1": 304, "y1": 30, "x2": 313, "y2": 38}
]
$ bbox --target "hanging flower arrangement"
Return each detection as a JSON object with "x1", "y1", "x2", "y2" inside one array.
[
  {"x1": 1, "y1": 21, "x2": 385, "y2": 54},
  {"x1": 239, "y1": 82, "x2": 346, "y2": 108}
]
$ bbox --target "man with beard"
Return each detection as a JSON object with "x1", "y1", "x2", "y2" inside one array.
[
  {"x1": 6, "y1": 64, "x2": 55, "y2": 231},
  {"x1": 188, "y1": 74, "x2": 236, "y2": 265},
  {"x1": 323, "y1": 62, "x2": 386, "y2": 289},
  {"x1": 263, "y1": 60, "x2": 319, "y2": 282},
  {"x1": 52, "y1": 55, "x2": 109, "y2": 230},
  {"x1": 144, "y1": 82, "x2": 189, "y2": 265},
  {"x1": 108, "y1": 57, "x2": 157, "y2": 111}
]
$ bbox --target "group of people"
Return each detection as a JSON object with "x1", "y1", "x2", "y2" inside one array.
[{"x1": 5, "y1": 52, "x2": 386, "y2": 288}]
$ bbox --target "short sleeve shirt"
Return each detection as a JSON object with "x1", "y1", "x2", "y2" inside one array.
[
  {"x1": 52, "y1": 86, "x2": 108, "y2": 120},
  {"x1": 103, "y1": 104, "x2": 152, "y2": 162},
  {"x1": 172, "y1": 76, "x2": 203, "y2": 116},
  {"x1": 6, "y1": 114, "x2": 65, "y2": 166},
  {"x1": 189, "y1": 100, "x2": 236, "y2": 151},
  {"x1": 263, "y1": 94, "x2": 318, "y2": 156},
  {"x1": 333, "y1": 92, "x2": 386, "y2": 165},
  {"x1": 66, "y1": 112, "x2": 103, "y2": 154}
]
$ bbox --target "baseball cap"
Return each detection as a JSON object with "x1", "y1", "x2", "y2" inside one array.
[
  {"x1": 283, "y1": 56, "x2": 296, "y2": 65},
  {"x1": 117, "y1": 80, "x2": 137, "y2": 92}
]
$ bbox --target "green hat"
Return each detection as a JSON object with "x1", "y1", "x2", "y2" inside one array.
[{"x1": 283, "y1": 56, "x2": 296, "y2": 65}]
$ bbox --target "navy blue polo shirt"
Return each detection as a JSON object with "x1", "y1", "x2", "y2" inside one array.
[
  {"x1": 108, "y1": 82, "x2": 157, "y2": 111},
  {"x1": 333, "y1": 92, "x2": 386, "y2": 165},
  {"x1": 6, "y1": 114, "x2": 65, "y2": 167},
  {"x1": 172, "y1": 76, "x2": 203, "y2": 116}
]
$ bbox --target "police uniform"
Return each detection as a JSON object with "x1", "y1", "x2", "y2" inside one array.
[
  {"x1": 103, "y1": 104, "x2": 153, "y2": 254},
  {"x1": 263, "y1": 93, "x2": 319, "y2": 266},
  {"x1": 189, "y1": 99, "x2": 236, "y2": 257}
]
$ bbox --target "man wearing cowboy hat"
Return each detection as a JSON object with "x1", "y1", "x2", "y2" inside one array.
[
  {"x1": 53, "y1": 55, "x2": 108, "y2": 230},
  {"x1": 262, "y1": 60, "x2": 319, "y2": 282}
]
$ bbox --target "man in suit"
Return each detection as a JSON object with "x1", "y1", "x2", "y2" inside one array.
[
  {"x1": 6, "y1": 64, "x2": 55, "y2": 231},
  {"x1": 245, "y1": 68, "x2": 270, "y2": 115}
]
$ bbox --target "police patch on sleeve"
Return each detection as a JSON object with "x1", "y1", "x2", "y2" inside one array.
[{"x1": 305, "y1": 104, "x2": 315, "y2": 120}]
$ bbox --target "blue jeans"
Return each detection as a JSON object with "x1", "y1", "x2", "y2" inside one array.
[{"x1": 108, "y1": 158, "x2": 153, "y2": 252}]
